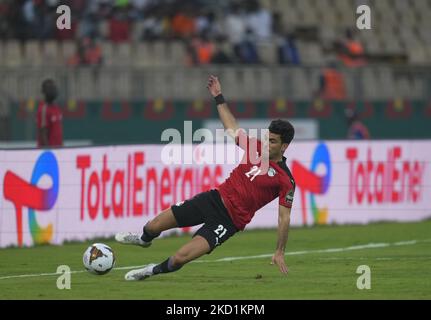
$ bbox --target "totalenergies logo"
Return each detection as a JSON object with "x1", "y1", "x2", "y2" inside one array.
[
  {"x1": 3, "y1": 151, "x2": 59, "y2": 246},
  {"x1": 292, "y1": 143, "x2": 331, "y2": 224}
]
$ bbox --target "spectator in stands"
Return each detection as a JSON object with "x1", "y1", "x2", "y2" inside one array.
[
  {"x1": 245, "y1": 0, "x2": 272, "y2": 41},
  {"x1": 277, "y1": 33, "x2": 300, "y2": 65},
  {"x1": 211, "y1": 38, "x2": 233, "y2": 64},
  {"x1": 141, "y1": 5, "x2": 169, "y2": 40},
  {"x1": 196, "y1": 10, "x2": 223, "y2": 40},
  {"x1": 335, "y1": 28, "x2": 367, "y2": 68},
  {"x1": 171, "y1": 3, "x2": 196, "y2": 39},
  {"x1": 345, "y1": 109, "x2": 370, "y2": 140},
  {"x1": 224, "y1": 2, "x2": 246, "y2": 48},
  {"x1": 235, "y1": 28, "x2": 261, "y2": 64},
  {"x1": 33, "y1": 0, "x2": 58, "y2": 40},
  {"x1": 68, "y1": 37, "x2": 103, "y2": 66},
  {"x1": 186, "y1": 31, "x2": 215, "y2": 65},
  {"x1": 317, "y1": 61, "x2": 347, "y2": 101},
  {"x1": 109, "y1": 4, "x2": 131, "y2": 42}
]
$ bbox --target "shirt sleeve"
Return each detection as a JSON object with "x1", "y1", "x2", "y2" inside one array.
[{"x1": 279, "y1": 178, "x2": 295, "y2": 208}]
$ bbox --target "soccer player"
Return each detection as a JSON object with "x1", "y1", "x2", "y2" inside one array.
[
  {"x1": 116, "y1": 75, "x2": 296, "y2": 280},
  {"x1": 36, "y1": 79, "x2": 63, "y2": 148}
]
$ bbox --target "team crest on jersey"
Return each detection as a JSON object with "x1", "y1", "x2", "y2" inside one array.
[{"x1": 267, "y1": 167, "x2": 276, "y2": 177}]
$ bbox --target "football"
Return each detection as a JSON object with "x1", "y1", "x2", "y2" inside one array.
[{"x1": 83, "y1": 243, "x2": 116, "y2": 275}]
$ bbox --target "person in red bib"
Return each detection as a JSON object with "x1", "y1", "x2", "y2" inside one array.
[
  {"x1": 116, "y1": 75, "x2": 296, "y2": 281},
  {"x1": 36, "y1": 79, "x2": 63, "y2": 148}
]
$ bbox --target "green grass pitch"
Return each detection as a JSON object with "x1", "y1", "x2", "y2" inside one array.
[{"x1": 0, "y1": 220, "x2": 430, "y2": 300}]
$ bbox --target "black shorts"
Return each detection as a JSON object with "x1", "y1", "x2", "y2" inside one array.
[{"x1": 171, "y1": 189, "x2": 238, "y2": 252}]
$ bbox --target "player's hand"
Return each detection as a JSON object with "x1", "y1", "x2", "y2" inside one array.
[
  {"x1": 207, "y1": 75, "x2": 222, "y2": 97},
  {"x1": 271, "y1": 251, "x2": 288, "y2": 275}
]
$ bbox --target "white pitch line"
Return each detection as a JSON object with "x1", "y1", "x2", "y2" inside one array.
[{"x1": 0, "y1": 239, "x2": 430, "y2": 281}]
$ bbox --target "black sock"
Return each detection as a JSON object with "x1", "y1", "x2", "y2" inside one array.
[
  {"x1": 140, "y1": 223, "x2": 160, "y2": 242},
  {"x1": 153, "y1": 257, "x2": 183, "y2": 275}
]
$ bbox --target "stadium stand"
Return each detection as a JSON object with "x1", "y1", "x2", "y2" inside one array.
[{"x1": 0, "y1": 0, "x2": 429, "y2": 102}]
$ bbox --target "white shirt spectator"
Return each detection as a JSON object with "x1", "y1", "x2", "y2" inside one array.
[
  {"x1": 224, "y1": 13, "x2": 246, "y2": 44},
  {"x1": 246, "y1": 8, "x2": 272, "y2": 40}
]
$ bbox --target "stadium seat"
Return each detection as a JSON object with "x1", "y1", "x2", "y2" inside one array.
[
  {"x1": 380, "y1": 36, "x2": 405, "y2": 55},
  {"x1": 410, "y1": 74, "x2": 426, "y2": 98},
  {"x1": 0, "y1": 42, "x2": 4, "y2": 66},
  {"x1": 42, "y1": 41, "x2": 61, "y2": 66},
  {"x1": 5, "y1": 41, "x2": 23, "y2": 67},
  {"x1": 100, "y1": 41, "x2": 115, "y2": 66},
  {"x1": 407, "y1": 46, "x2": 428, "y2": 64},
  {"x1": 22, "y1": 41, "x2": 42, "y2": 67},
  {"x1": 319, "y1": 26, "x2": 337, "y2": 46},
  {"x1": 60, "y1": 41, "x2": 77, "y2": 65},
  {"x1": 257, "y1": 42, "x2": 277, "y2": 65},
  {"x1": 319, "y1": 7, "x2": 339, "y2": 27},
  {"x1": 377, "y1": 67, "x2": 396, "y2": 99},
  {"x1": 75, "y1": 68, "x2": 96, "y2": 100},
  {"x1": 393, "y1": 0, "x2": 412, "y2": 13},
  {"x1": 362, "y1": 68, "x2": 380, "y2": 100},
  {"x1": 166, "y1": 41, "x2": 186, "y2": 66},
  {"x1": 289, "y1": 68, "x2": 311, "y2": 100},
  {"x1": 132, "y1": 42, "x2": 153, "y2": 67},
  {"x1": 255, "y1": 68, "x2": 273, "y2": 99},
  {"x1": 152, "y1": 41, "x2": 168, "y2": 67},
  {"x1": 297, "y1": 5, "x2": 319, "y2": 27},
  {"x1": 298, "y1": 42, "x2": 324, "y2": 66},
  {"x1": 241, "y1": 68, "x2": 260, "y2": 99},
  {"x1": 114, "y1": 43, "x2": 132, "y2": 67},
  {"x1": 220, "y1": 68, "x2": 240, "y2": 99},
  {"x1": 131, "y1": 21, "x2": 145, "y2": 42},
  {"x1": 363, "y1": 37, "x2": 384, "y2": 55},
  {"x1": 95, "y1": 69, "x2": 109, "y2": 98},
  {"x1": 112, "y1": 71, "x2": 132, "y2": 99},
  {"x1": 281, "y1": 7, "x2": 301, "y2": 29}
]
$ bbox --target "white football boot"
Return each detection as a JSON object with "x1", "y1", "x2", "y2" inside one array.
[
  {"x1": 125, "y1": 264, "x2": 157, "y2": 281},
  {"x1": 115, "y1": 232, "x2": 152, "y2": 248}
]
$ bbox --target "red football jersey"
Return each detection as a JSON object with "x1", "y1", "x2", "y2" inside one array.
[
  {"x1": 218, "y1": 130, "x2": 296, "y2": 231},
  {"x1": 36, "y1": 102, "x2": 63, "y2": 147}
]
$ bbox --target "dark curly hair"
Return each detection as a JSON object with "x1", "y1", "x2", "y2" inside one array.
[{"x1": 268, "y1": 119, "x2": 295, "y2": 144}]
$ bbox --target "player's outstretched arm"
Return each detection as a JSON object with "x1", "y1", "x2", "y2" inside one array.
[
  {"x1": 207, "y1": 75, "x2": 239, "y2": 139},
  {"x1": 271, "y1": 205, "x2": 291, "y2": 275}
]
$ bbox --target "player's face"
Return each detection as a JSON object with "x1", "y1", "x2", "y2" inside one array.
[{"x1": 267, "y1": 132, "x2": 287, "y2": 160}]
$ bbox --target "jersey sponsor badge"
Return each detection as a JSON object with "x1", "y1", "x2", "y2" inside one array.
[{"x1": 268, "y1": 167, "x2": 276, "y2": 177}]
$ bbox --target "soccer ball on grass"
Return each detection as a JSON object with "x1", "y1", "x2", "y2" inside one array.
[{"x1": 83, "y1": 243, "x2": 116, "y2": 275}]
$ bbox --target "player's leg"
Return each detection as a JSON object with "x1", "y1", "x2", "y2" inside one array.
[
  {"x1": 115, "y1": 207, "x2": 178, "y2": 247},
  {"x1": 124, "y1": 235, "x2": 210, "y2": 281},
  {"x1": 116, "y1": 196, "x2": 205, "y2": 247},
  {"x1": 124, "y1": 204, "x2": 238, "y2": 281}
]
